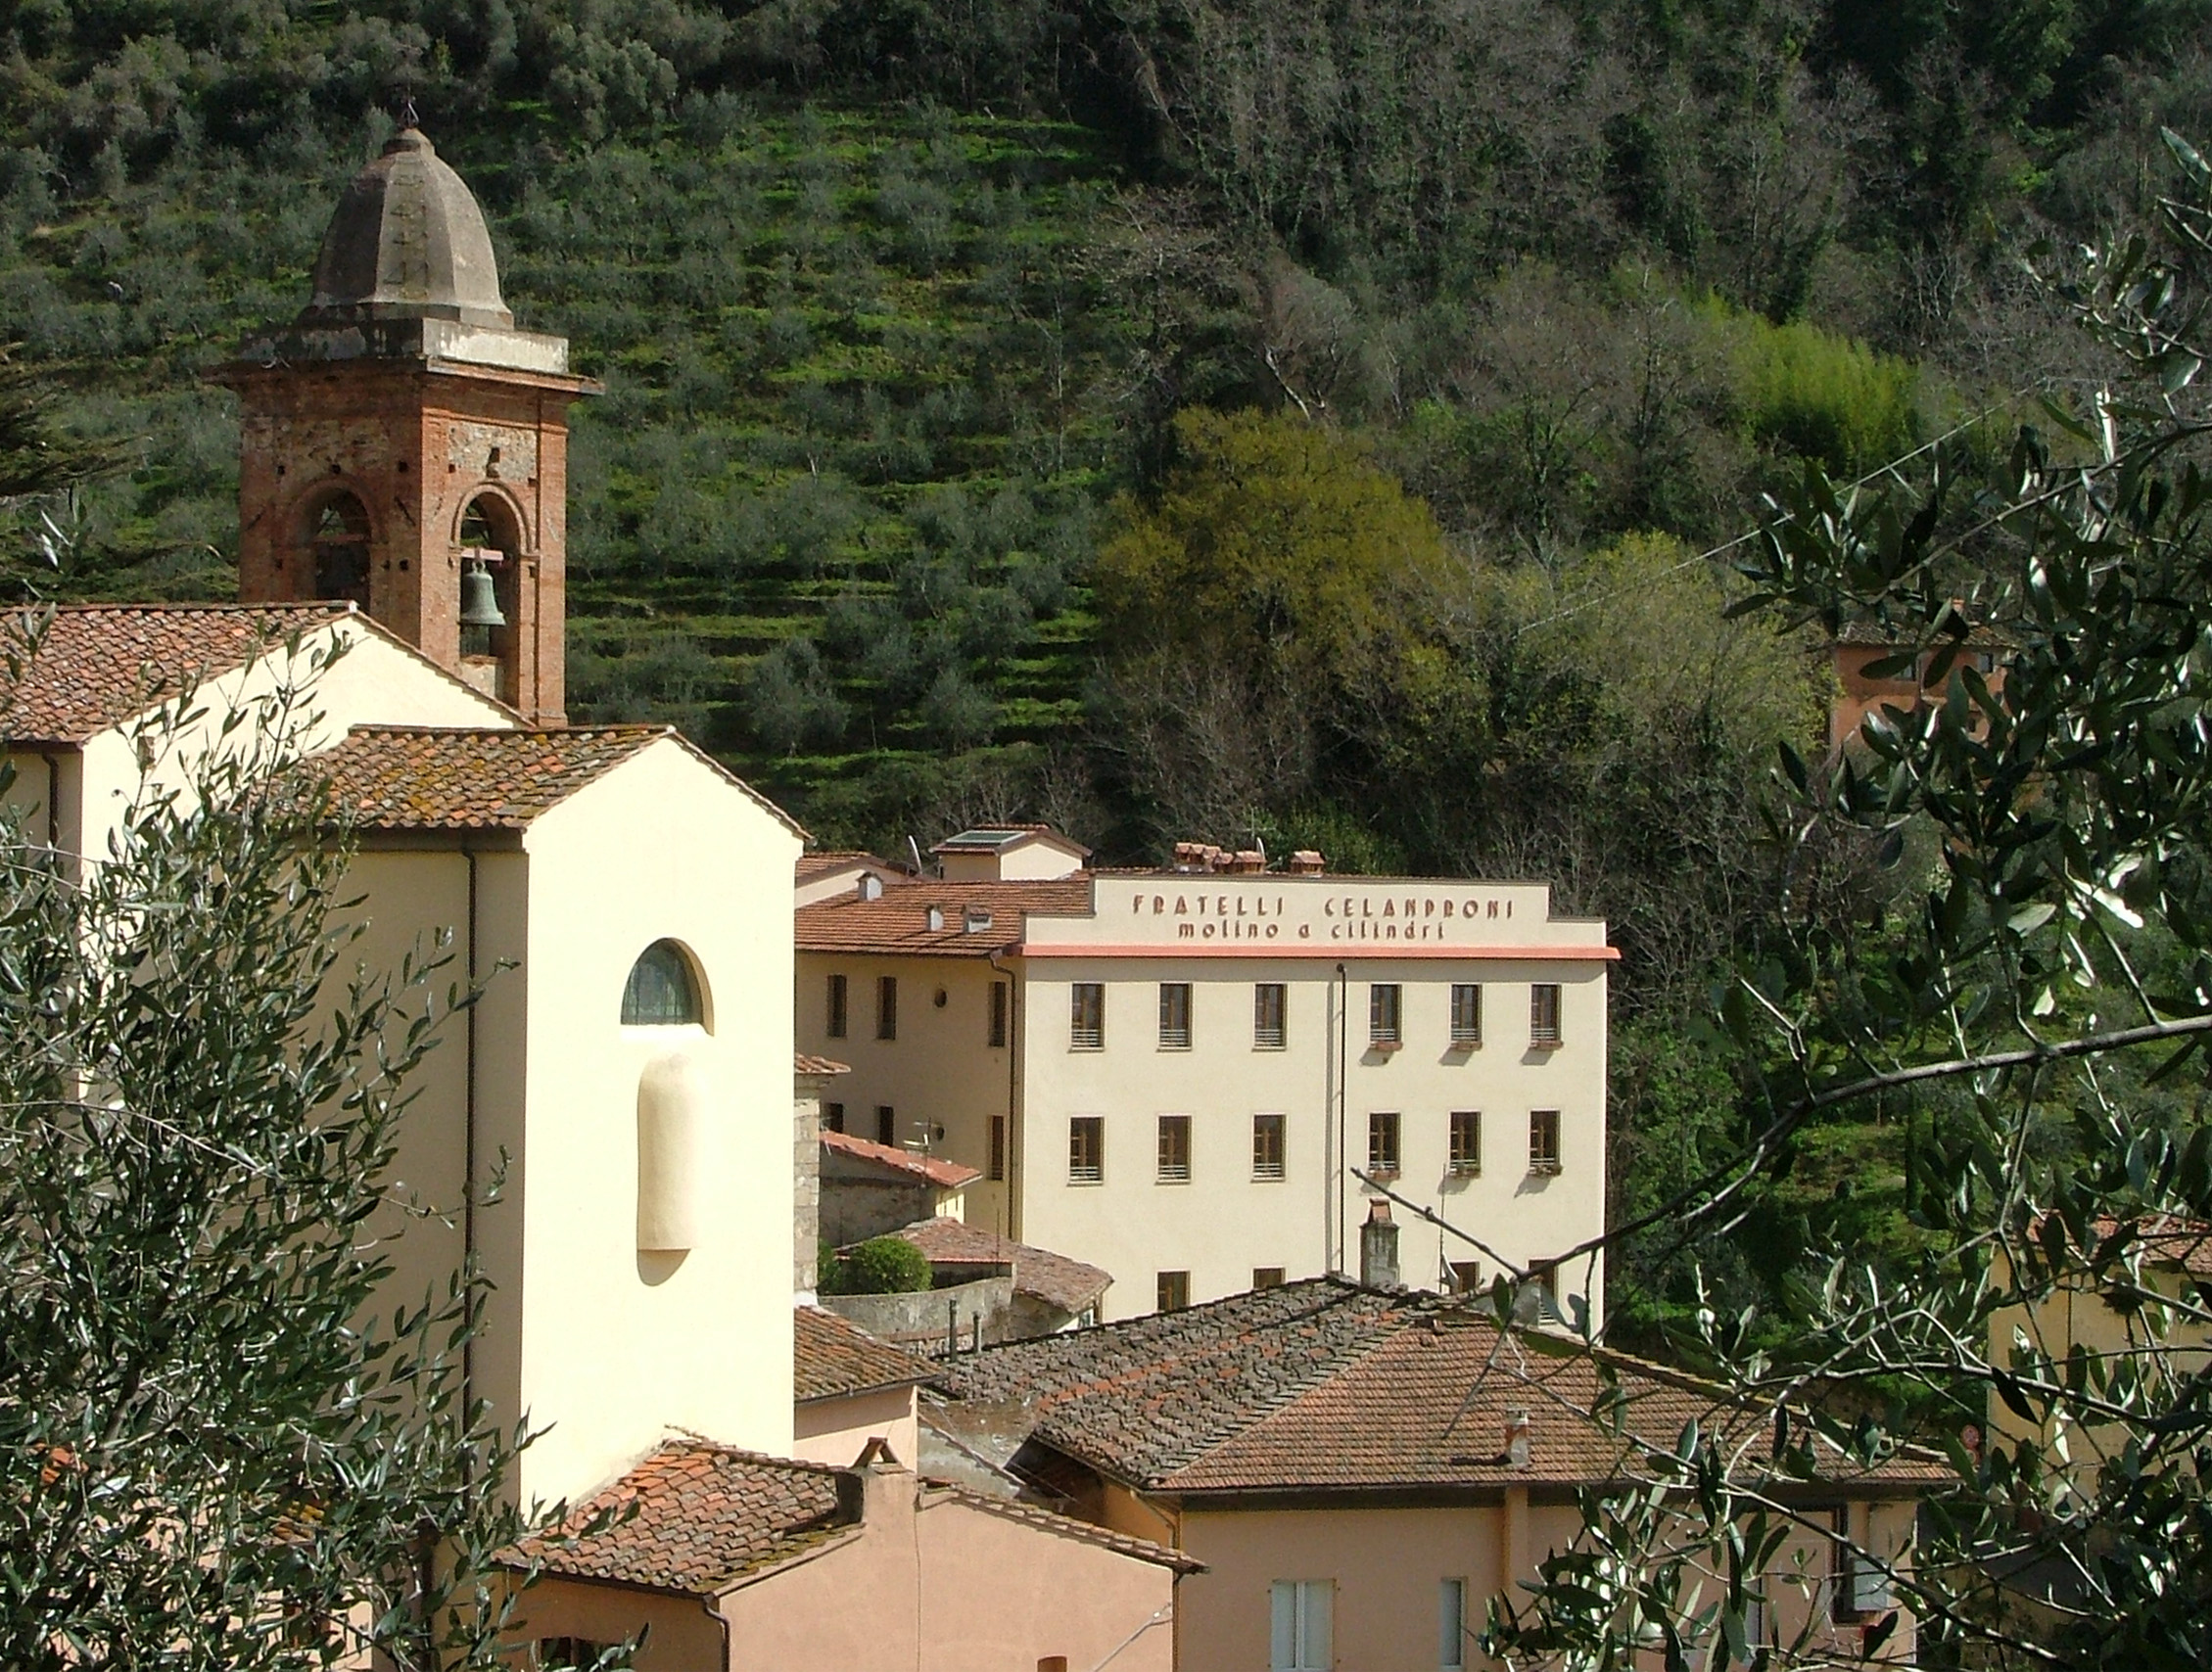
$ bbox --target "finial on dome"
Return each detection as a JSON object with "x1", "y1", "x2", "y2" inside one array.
[{"x1": 298, "y1": 123, "x2": 512, "y2": 331}]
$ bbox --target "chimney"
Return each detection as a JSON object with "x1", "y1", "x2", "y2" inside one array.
[
  {"x1": 1360, "y1": 1200, "x2": 1400, "y2": 1289},
  {"x1": 964, "y1": 905, "x2": 993, "y2": 933},
  {"x1": 859, "y1": 872, "x2": 884, "y2": 902},
  {"x1": 1504, "y1": 1409, "x2": 1531, "y2": 1469},
  {"x1": 926, "y1": 905, "x2": 945, "y2": 931},
  {"x1": 1287, "y1": 850, "x2": 1326, "y2": 875},
  {"x1": 1227, "y1": 849, "x2": 1266, "y2": 873}
]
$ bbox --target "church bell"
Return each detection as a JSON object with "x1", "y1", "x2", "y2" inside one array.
[{"x1": 459, "y1": 558, "x2": 507, "y2": 628}]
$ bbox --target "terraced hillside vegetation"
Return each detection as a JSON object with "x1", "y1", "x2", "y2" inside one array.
[{"x1": 0, "y1": 102, "x2": 1170, "y2": 836}]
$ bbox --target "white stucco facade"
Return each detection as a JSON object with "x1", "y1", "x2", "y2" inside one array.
[{"x1": 797, "y1": 860, "x2": 1614, "y2": 1325}]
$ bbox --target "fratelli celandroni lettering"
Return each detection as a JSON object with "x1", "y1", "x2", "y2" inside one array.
[{"x1": 1129, "y1": 886, "x2": 1516, "y2": 941}]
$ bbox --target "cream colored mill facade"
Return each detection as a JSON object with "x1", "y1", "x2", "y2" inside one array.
[{"x1": 796, "y1": 833, "x2": 1616, "y2": 1324}]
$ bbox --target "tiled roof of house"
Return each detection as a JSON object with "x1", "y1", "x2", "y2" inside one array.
[
  {"x1": 794, "y1": 1053, "x2": 851, "y2": 1078},
  {"x1": 795, "y1": 1305, "x2": 935, "y2": 1403},
  {"x1": 797, "y1": 850, "x2": 892, "y2": 881},
  {"x1": 936, "y1": 1280, "x2": 1404, "y2": 1484},
  {"x1": 795, "y1": 877, "x2": 1094, "y2": 956},
  {"x1": 935, "y1": 1278, "x2": 1944, "y2": 1496},
  {"x1": 311, "y1": 724, "x2": 668, "y2": 828},
  {"x1": 0, "y1": 602, "x2": 356, "y2": 743},
  {"x1": 931, "y1": 824, "x2": 1091, "y2": 856},
  {"x1": 893, "y1": 1217, "x2": 1111, "y2": 1316},
  {"x1": 821, "y1": 1129, "x2": 981, "y2": 1190},
  {"x1": 920, "y1": 1482, "x2": 1201, "y2": 1573},
  {"x1": 505, "y1": 1440, "x2": 850, "y2": 1593}
]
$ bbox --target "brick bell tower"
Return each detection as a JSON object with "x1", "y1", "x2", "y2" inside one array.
[{"x1": 215, "y1": 128, "x2": 594, "y2": 724}]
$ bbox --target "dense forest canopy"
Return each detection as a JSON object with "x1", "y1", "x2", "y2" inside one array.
[{"x1": 3, "y1": 0, "x2": 2210, "y2": 1332}]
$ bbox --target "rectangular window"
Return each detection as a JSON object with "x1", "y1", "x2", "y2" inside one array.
[
  {"x1": 1069, "y1": 1116, "x2": 1104, "y2": 1184},
  {"x1": 988, "y1": 981, "x2": 1009, "y2": 1048},
  {"x1": 1530, "y1": 1109, "x2": 1561, "y2": 1174},
  {"x1": 876, "y1": 975, "x2": 899, "y2": 1041},
  {"x1": 1156, "y1": 1271, "x2": 1191, "y2": 1312},
  {"x1": 1530, "y1": 983, "x2": 1562, "y2": 1047},
  {"x1": 1369, "y1": 983, "x2": 1402, "y2": 1045},
  {"x1": 1253, "y1": 1113, "x2": 1287, "y2": 1181},
  {"x1": 988, "y1": 1115, "x2": 1007, "y2": 1182},
  {"x1": 1368, "y1": 1111, "x2": 1401, "y2": 1177},
  {"x1": 1254, "y1": 982, "x2": 1287, "y2": 1048},
  {"x1": 1449, "y1": 1110, "x2": 1482, "y2": 1177},
  {"x1": 1526, "y1": 1259, "x2": 1562, "y2": 1324},
  {"x1": 1270, "y1": 1579, "x2": 1333, "y2": 1672},
  {"x1": 1157, "y1": 1114, "x2": 1192, "y2": 1183},
  {"x1": 823, "y1": 1101, "x2": 845, "y2": 1136},
  {"x1": 1070, "y1": 983, "x2": 1105, "y2": 1049},
  {"x1": 1439, "y1": 1578, "x2": 1467, "y2": 1670},
  {"x1": 1448, "y1": 1260, "x2": 1483, "y2": 1295},
  {"x1": 1252, "y1": 1267, "x2": 1287, "y2": 1289},
  {"x1": 875, "y1": 1105, "x2": 896, "y2": 1147},
  {"x1": 1158, "y1": 982, "x2": 1193, "y2": 1049},
  {"x1": 1449, "y1": 983, "x2": 1483, "y2": 1045},
  {"x1": 826, "y1": 973, "x2": 849, "y2": 1040}
]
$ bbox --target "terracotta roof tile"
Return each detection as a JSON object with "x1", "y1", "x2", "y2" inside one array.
[
  {"x1": 893, "y1": 1217, "x2": 1110, "y2": 1315},
  {"x1": 797, "y1": 850, "x2": 892, "y2": 881},
  {"x1": 795, "y1": 876, "x2": 1094, "y2": 956},
  {"x1": 822, "y1": 1129, "x2": 980, "y2": 1190},
  {"x1": 795, "y1": 1305, "x2": 936, "y2": 1403},
  {"x1": 310, "y1": 724, "x2": 668, "y2": 829},
  {"x1": 794, "y1": 1053, "x2": 851, "y2": 1077},
  {"x1": 0, "y1": 602, "x2": 357, "y2": 743},
  {"x1": 936, "y1": 1280, "x2": 1403, "y2": 1483},
  {"x1": 505, "y1": 1441, "x2": 850, "y2": 1593},
  {"x1": 919, "y1": 1482, "x2": 1200, "y2": 1572},
  {"x1": 936, "y1": 1279, "x2": 1944, "y2": 1495}
]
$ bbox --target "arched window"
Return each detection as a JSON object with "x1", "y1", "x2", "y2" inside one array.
[
  {"x1": 623, "y1": 941, "x2": 704, "y2": 1026},
  {"x1": 308, "y1": 492, "x2": 371, "y2": 606},
  {"x1": 456, "y1": 494, "x2": 519, "y2": 661}
]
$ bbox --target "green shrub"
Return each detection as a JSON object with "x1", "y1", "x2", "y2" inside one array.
[
  {"x1": 1701, "y1": 298, "x2": 1920, "y2": 471},
  {"x1": 824, "y1": 1236, "x2": 933, "y2": 1295}
]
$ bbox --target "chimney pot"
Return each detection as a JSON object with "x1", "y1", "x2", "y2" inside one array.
[
  {"x1": 926, "y1": 905, "x2": 945, "y2": 932},
  {"x1": 1504, "y1": 1409, "x2": 1531, "y2": 1469},
  {"x1": 1287, "y1": 850, "x2": 1326, "y2": 875},
  {"x1": 1359, "y1": 1199, "x2": 1400, "y2": 1289}
]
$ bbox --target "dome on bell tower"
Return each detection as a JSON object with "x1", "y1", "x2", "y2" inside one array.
[{"x1": 300, "y1": 128, "x2": 513, "y2": 329}]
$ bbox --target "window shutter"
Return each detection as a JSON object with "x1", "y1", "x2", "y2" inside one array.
[
  {"x1": 1300, "y1": 1582, "x2": 1332, "y2": 1670},
  {"x1": 1271, "y1": 1581, "x2": 1298, "y2": 1671}
]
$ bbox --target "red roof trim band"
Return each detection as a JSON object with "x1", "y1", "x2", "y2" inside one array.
[{"x1": 1012, "y1": 943, "x2": 1621, "y2": 961}]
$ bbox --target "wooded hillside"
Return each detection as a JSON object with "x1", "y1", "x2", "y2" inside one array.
[{"x1": 3, "y1": 0, "x2": 2206, "y2": 1330}]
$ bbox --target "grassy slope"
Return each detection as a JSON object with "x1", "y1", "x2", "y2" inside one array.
[{"x1": 0, "y1": 101, "x2": 1143, "y2": 837}]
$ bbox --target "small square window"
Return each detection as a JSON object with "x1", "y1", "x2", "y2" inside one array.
[
  {"x1": 1368, "y1": 1111, "x2": 1401, "y2": 1177},
  {"x1": 1157, "y1": 1114, "x2": 1192, "y2": 1183},
  {"x1": 875, "y1": 1105, "x2": 896, "y2": 1146},
  {"x1": 1449, "y1": 983, "x2": 1482, "y2": 1045},
  {"x1": 1070, "y1": 983, "x2": 1105, "y2": 1049},
  {"x1": 876, "y1": 975, "x2": 899, "y2": 1042},
  {"x1": 1158, "y1": 983, "x2": 1193, "y2": 1049},
  {"x1": 1447, "y1": 1259, "x2": 1483, "y2": 1295},
  {"x1": 1252, "y1": 1113, "x2": 1287, "y2": 1181},
  {"x1": 826, "y1": 973, "x2": 849, "y2": 1040},
  {"x1": 823, "y1": 1101, "x2": 845, "y2": 1136},
  {"x1": 1449, "y1": 1110, "x2": 1482, "y2": 1176},
  {"x1": 1529, "y1": 1109, "x2": 1561, "y2": 1173},
  {"x1": 1156, "y1": 1270, "x2": 1191, "y2": 1312},
  {"x1": 1252, "y1": 1266, "x2": 1287, "y2": 1289},
  {"x1": 1254, "y1": 983, "x2": 1287, "y2": 1048},
  {"x1": 1069, "y1": 1116, "x2": 1104, "y2": 1184},
  {"x1": 1369, "y1": 984, "x2": 1402, "y2": 1046},
  {"x1": 1530, "y1": 983, "x2": 1562, "y2": 1047}
]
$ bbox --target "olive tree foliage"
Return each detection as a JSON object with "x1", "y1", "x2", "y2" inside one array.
[
  {"x1": 1489, "y1": 133, "x2": 2212, "y2": 1670},
  {"x1": 0, "y1": 626, "x2": 616, "y2": 1670}
]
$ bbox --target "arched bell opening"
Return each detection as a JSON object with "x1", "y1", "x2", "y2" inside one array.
[
  {"x1": 454, "y1": 491, "x2": 524, "y2": 702},
  {"x1": 303, "y1": 490, "x2": 372, "y2": 607}
]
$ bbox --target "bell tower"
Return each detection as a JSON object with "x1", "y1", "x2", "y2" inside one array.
[{"x1": 216, "y1": 128, "x2": 594, "y2": 724}]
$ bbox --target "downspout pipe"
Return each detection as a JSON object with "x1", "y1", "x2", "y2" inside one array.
[
  {"x1": 988, "y1": 948, "x2": 1020, "y2": 1242},
  {"x1": 463, "y1": 845, "x2": 481, "y2": 1438}
]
